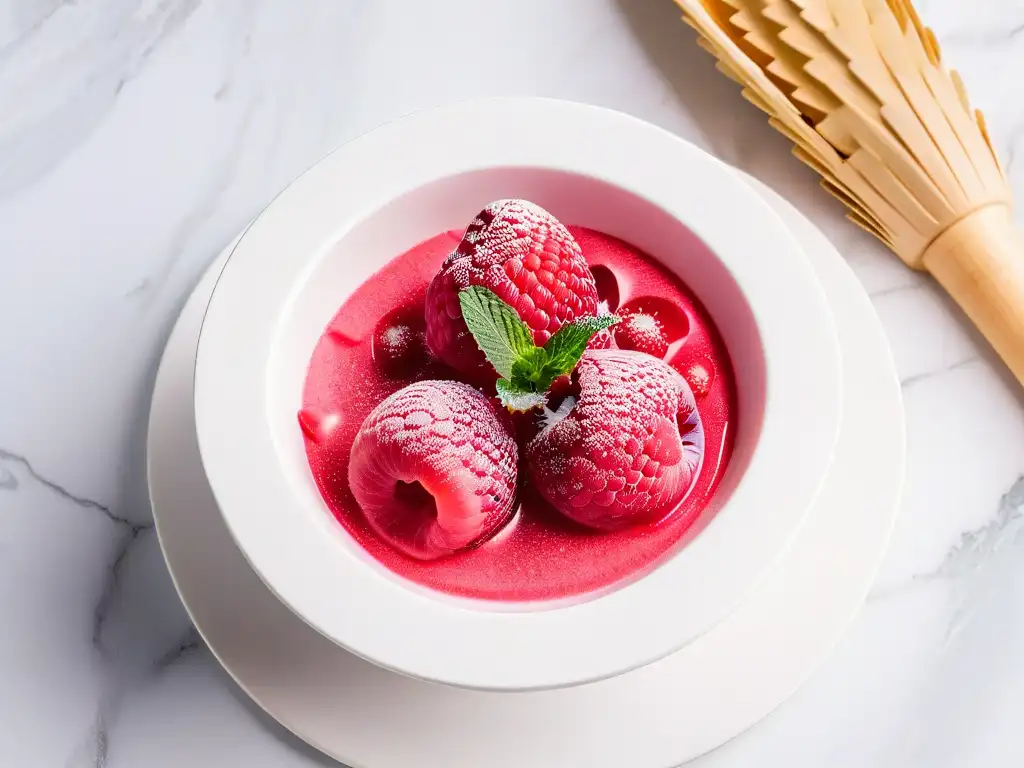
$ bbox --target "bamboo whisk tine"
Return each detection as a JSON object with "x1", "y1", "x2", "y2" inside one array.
[
  {"x1": 673, "y1": 0, "x2": 1024, "y2": 386},
  {"x1": 676, "y1": 0, "x2": 1010, "y2": 266}
]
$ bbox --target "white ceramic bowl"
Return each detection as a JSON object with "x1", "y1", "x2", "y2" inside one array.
[{"x1": 194, "y1": 98, "x2": 842, "y2": 692}]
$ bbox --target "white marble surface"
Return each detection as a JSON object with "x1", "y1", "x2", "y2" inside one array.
[{"x1": 2, "y1": 1, "x2": 1024, "y2": 765}]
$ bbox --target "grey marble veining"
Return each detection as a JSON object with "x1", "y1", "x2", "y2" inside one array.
[{"x1": 2, "y1": 1, "x2": 1024, "y2": 765}]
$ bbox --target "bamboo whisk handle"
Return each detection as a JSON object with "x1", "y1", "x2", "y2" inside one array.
[{"x1": 922, "y1": 204, "x2": 1024, "y2": 385}]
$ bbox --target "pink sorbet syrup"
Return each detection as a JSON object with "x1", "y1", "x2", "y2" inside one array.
[{"x1": 300, "y1": 227, "x2": 736, "y2": 602}]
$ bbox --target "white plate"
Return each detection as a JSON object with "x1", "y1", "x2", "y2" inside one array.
[
  {"x1": 148, "y1": 172, "x2": 903, "y2": 767},
  {"x1": 192, "y1": 99, "x2": 842, "y2": 690}
]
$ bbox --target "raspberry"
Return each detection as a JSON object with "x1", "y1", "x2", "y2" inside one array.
[
  {"x1": 618, "y1": 296, "x2": 690, "y2": 344},
  {"x1": 348, "y1": 381, "x2": 519, "y2": 560},
  {"x1": 612, "y1": 312, "x2": 669, "y2": 358},
  {"x1": 526, "y1": 350, "x2": 704, "y2": 530},
  {"x1": 372, "y1": 308, "x2": 428, "y2": 379},
  {"x1": 424, "y1": 200, "x2": 602, "y2": 378},
  {"x1": 674, "y1": 356, "x2": 715, "y2": 399}
]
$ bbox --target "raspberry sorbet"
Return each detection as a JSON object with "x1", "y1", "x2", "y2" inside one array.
[{"x1": 300, "y1": 201, "x2": 736, "y2": 602}]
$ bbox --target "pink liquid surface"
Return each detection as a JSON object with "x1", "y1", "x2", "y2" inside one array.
[{"x1": 301, "y1": 227, "x2": 736, "y2": 602}]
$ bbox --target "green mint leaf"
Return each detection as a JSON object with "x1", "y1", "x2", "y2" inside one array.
[
  {"x1": 509, "y1": 346, "x2": 549, "y2": 390},
  {"x1": 495, "y1": 378, "x2": 547, "y2": 412},
  {"x1": 458, "y1": 286, "x2": 535, "y2": 379},
  {"x1": 539, "y1": 314, "x2": 620, "y2": 387}
]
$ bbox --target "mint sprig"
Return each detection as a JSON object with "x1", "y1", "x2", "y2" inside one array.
[
  {"x1": 457, "y1": 284, "x2": 534, "y2": 379},
  {"x1": 458, "y1": 286, "x2": 619, "y2": 412}
]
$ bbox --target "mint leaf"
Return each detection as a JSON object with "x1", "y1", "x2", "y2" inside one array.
[
  {"x1": 458, "y1": 286, "x2": 618, "y2": 411},
  {"x1": 509, "y1": 346, "x2": 549, "y2": 390},
  {"x1": 495, "y1": 378, "x2": 546, "y2": 412},
  {"x1": 458, "y1": 286, "x2": 535, "y2": 379},
  {"x1": 539, "y1": 314, "x2": 620, "y2": 387}
]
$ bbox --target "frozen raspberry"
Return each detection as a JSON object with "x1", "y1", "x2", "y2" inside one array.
[
  {"x1": 424, "y1": 200, "x2": 602, "y2": 378},
  {"x1": 675, "y1": 356, "x2": 715, "y2": 399},
  {"x1": 618, "y1": 297, "x2": 690, "y2": 343},
  {"x1": 613, "y1": 312, "x2": 669, "y2": 358},
  {"x1": 348, "y1": 381, "x2": 518, "y2": 560},
  {"x1": 526, "y1": 350, "x2": 704, "y2": 531},
  {"x1": 372, "y1": 308, "x2": 428, "y2": 379}
]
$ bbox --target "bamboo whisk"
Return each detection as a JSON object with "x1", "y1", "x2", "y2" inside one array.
[{"x1": 674, "y1": 0, "x2": 1024, "y2": 385}]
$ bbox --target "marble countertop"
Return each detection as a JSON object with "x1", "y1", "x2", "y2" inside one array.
[{"x1": 2, "y1": 1, "x2": 1024, "y2": 765}]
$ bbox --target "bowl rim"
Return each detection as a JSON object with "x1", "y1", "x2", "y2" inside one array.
[{"x1": 193, "y1": 98, "x2": 842, "y2": 691}]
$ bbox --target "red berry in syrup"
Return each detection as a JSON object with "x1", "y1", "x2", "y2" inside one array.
[
  {"x1": 424, "y1": 199, "x2": 602, "y2": 379},
  {"x1": 617, "y1": 296, "x2": 690, "y2": 344},
  {"x1": 680, "y1": 358, "x2": 715, "y2": 399},
  {"x1": 526, "y1": 349, "x2": 704, "y2": 531},
  {"x1": 348, "y1": 380, "x2": 519, "y2": 560},
  {"x1": 372, "y1": 309, "x2": 428, "y2": 379},
  {"x1": 613, "y1": 312, "x2": 669, "y2": 358}
]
